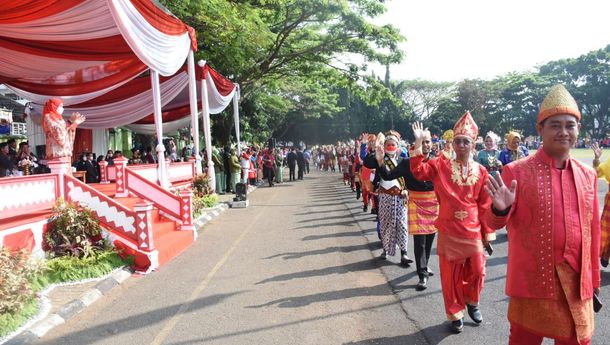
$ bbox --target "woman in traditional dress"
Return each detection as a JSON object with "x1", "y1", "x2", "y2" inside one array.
[
  {"x1": 476, "y1": 131, "x2": 502, "y2": 176},
  {"x1": 364, "y1": 130, "x2": 412, "y2": 266},
  {"x1": 499, "y1": 131, "x2": 528, "y2": 166},
  {"x1": 42, "y1": 98, "x2": 85, "y2": 160}
]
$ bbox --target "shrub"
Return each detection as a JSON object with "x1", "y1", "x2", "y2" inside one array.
[
  {"x1": 193, "y1": 173, "x2": 212, "y2": 197},
  {"x1": 0, "y1": 249, "x2": 42, "y2": 315},
  {"x1": 192, "y1": 194, "x2": 219, "y2": 218},
  {"x1": 45, "y1": 199, "x2": 107, "y2": 258}
]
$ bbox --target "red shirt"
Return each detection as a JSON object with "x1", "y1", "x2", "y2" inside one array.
[
  {"x1": 551, "y1": 159, "x2": 582, "y2": 272},
  {"x1": 410, "y1": 155, "x2": 493, "y2": 240}
]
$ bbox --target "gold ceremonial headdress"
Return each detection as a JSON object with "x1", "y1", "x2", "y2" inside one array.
[
  {"x1": 442, "y1": 129, "x2": 454, "y2": 142},
  {"x1": 453, "y1": 111, "x2": 478, "y2": 141},
  {"x1": 538, "y1": 85, "x2": 581, "y2": 124}
]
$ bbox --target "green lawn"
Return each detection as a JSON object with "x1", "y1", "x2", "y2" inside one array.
[{"x1": 530, "y1": 148, "x2": 595, "y2": 160}]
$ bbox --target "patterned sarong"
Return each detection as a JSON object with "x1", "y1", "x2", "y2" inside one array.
[
  {"x1": 601, "y1": 192, "x2": 610, "y2": 257},
  {"x1": 407, "y1": 191, "x2": 439, "y2": 235},
  {"x1": 378, "y1": 193, "x2": 408, "y2": 256},
  {"x1": 508, "y1": 262, "x2": 594, "y2": 343}
]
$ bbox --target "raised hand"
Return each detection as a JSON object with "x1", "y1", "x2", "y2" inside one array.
[
  {"x1": 412, "y1": 122, "x2": 426, "y2": 142},
  {"x1": 375, "y1": 142, "x2": 384, "y2": 165},
  {"x1": 592, "y1": 142, "x2": 602, "y2": 160},
  {"x1": 70, "y1": 112, "x2": 86, "y2": 125},
  {"x1": 485, "y1": 172, "x2": 517, "y2": 212}
]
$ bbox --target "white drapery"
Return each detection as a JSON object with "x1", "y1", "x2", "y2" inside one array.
[
  {"x1": 27, "y1": 73, "x2": 188, "y2": 128},
  {"x1": 106, "y1": 0, "x2": 192, "y2": 76}
]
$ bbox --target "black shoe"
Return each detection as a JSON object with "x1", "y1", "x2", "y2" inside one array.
[
  {"x1": 379, "y1": 250, "x2": 387, "y2": 260},
  {"x1": 450, "y1": 318, "x2": 464, "y2": 333},
  {"x1": 426, "y1": 268, "x2": 434, "y2": 276},
  {"x1": 602, "y1": 258, "x2": 609, "y2": 268},
  {"x1": 356, "y1": 190, "x2": 361, "y2": 200},
  {"x1": 371, "y1": 207, "x2": 378, "y2": 215},
  {"x1": 400, "y1": 251, "x2": 414, "y2": 265},
  {"x1": 467, "y1": 304, "x2": 483, "y2": 324},
  {"x1": 416, "y1": 276, "x2": 428, "y2": 291},
  {"x1": 363, "y1": 205, "x2": 368, "y2": 212}
]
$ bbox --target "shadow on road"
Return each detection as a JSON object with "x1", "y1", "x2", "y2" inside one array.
[
  {"x1": 247, "y1": 283, "x2": 394, "y2": 308},
  {"x1": 255, "y1": 258, "x2": 388, "y2": 285},
  {"x1": 264, "y1": 243, "x2": 371, "y2": 260},
  {"x1": 302, "y1": 229, "x2": 375, "y2": 241},
  {"x1": 36, "y1": 291, "x2": 246, "y2": 345}
]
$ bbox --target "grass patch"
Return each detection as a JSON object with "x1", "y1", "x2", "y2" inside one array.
[
  {"x1": 193, "y1": 194, "x2": 220, "y2": 219},
  {"x1": 529, "y1": 148, "x2": 595, "y2": 163},
  {"x1": 33, "y1": 251, "x2": 128, "y2": 289}
]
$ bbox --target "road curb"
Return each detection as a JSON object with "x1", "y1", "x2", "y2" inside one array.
[
  {"x1": 3, "y1": 268, "x2": 133, "y2": 345},
  {"x1": 194, "y1": 203, "x2": 229, "y2": 230}
]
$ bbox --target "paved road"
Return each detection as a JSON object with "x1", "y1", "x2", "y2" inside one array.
[
  {"x1": 35, "y1": 172, "x2": 425, "y2": 345},
  {"x1": 35, "y1": 166, "x2": 610, "y2": 345}
]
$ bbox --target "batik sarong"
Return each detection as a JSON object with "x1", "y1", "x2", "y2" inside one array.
[{"x1": 378, "y1": 192, "x2": 408, "y2": 256}]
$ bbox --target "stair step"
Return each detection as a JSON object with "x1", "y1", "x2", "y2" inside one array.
[
  {"x1": 153, "y1": 230, "x2": 194, "y2": 267},
  {"x1": 151, "y1": 219, "x2": 176, "y2": 238}
]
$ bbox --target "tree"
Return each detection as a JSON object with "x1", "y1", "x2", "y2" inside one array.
[{"x1": 161, "y1": 0, "x2": 405, "y2": 144}]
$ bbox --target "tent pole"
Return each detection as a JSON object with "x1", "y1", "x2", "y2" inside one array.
[
  {"x1": 187, "y1": 51, "x2": 202, "y2": 175},
  {"x1": 199, "y1": 61, "x2": 215, "y2": 192},
  {"x1": 233, "y1": 85, "x2": 241, "y2": 156},
  {"x1": 150, "y1": 70, "x2": 169, "y2": 188}
]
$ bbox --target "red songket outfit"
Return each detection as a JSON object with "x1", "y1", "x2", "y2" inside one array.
[
  {"x1": 410, "y1": 154, "x2": 494, "y2": 320},
  {"x1": 488, "y1": 149, "x2": 600, "y2": 344}
]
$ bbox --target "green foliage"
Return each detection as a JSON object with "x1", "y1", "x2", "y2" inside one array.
[
  {"x1": 0, "y1": 298, "x2": 39, "y2": 338},
  {"x1": 45, "y1": 199, "x2": 106, "y2": 258},
  {"x1": 0, "y1": 249, "x2": 128, "y2": 338},
  {"x1": 160, "y1": 0, "x2": 405, "y2": 144},
  {"x1": 193, "y1": 194, "x2": 220, "y2": 219},
  {"x1": 193, "y1": 174, "x2": 213, "y2": 197},
  {"x1": 33, "y1": 251, "x2": 128, "y2": 287},
  {"x1": 0, "y1": 250, "x2": 42, "y2": 315}
]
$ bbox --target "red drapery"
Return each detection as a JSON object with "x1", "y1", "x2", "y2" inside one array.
[{"x1": 0, "y1": 0, "x2": 84, "y2": 24}]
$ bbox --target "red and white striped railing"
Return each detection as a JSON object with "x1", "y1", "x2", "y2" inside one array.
[
  {"x1": 63, "y1": 175, "x2": 155, "y2": 251},
  {"x1": 0, "y1": 174, "x2": 61, "y2": 222}
]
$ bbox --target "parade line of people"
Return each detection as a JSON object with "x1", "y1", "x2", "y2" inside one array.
[{"x1": 328, "y1": 85, "x2": 606, "y2": 344}]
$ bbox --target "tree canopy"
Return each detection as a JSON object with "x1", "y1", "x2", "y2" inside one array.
[{"x1": 162, "y1": 1, "x2": 610, "y2": 144}]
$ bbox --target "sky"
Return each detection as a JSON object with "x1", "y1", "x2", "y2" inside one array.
[{"x1": 372, "y1": 0, "x2": 610, "y2": 82}]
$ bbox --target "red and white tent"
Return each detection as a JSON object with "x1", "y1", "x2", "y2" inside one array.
[
  {"x1": 24, "y1": 62, "x2": 242, "y2": 187},
  {"x1": 0, "y1": 0, "x2": 222, "y2": 187}
]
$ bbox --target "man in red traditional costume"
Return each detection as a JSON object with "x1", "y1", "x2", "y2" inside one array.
[
  {"x1": 42, "y1": 98, "x2": 85, "y2": 160},
  {"x1": 410, "y1": 111, "x2": 495, "y2": 333},
  {"x1": 486, "y1": 85, "x2": 600, "y2": 345}
]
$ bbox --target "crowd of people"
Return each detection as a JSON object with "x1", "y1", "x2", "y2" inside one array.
[
  {"x1": 0, "y1": 139, "x2": 44, "y2": 177},
  {"x1": 325, "y1": 85, "x2": 606, "y2": 344},
  {"x1": 210, "y1": 145, "x2": 312, "y2": 194}
]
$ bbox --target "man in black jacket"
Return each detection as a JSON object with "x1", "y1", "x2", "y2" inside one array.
[
  {"x1": 0, "y1": 142, "x2": 16, "y2": 177},
  {"x1": 296, "y1": 148, "x2": 305, "y2": 180},
  {"x1": 286, "y1": 148, "x2": 297, "y2": 181}
]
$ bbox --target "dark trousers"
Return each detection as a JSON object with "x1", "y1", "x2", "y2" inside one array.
[
  {"x1": 225, "y1": 172, "x2": 232, "y2": 192},
  {"x1": 305, "y1": 162, "x2": 310, "y2": 174},
  {"x1": 413, "y1": 233, "x2": 436, "y2": 277},
  {"x1": 297, "y1": 165, "x2": 304, "y2": 179},
  {"x1": 289, "y1": 165, "x2": 296, "y2": 181}
]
